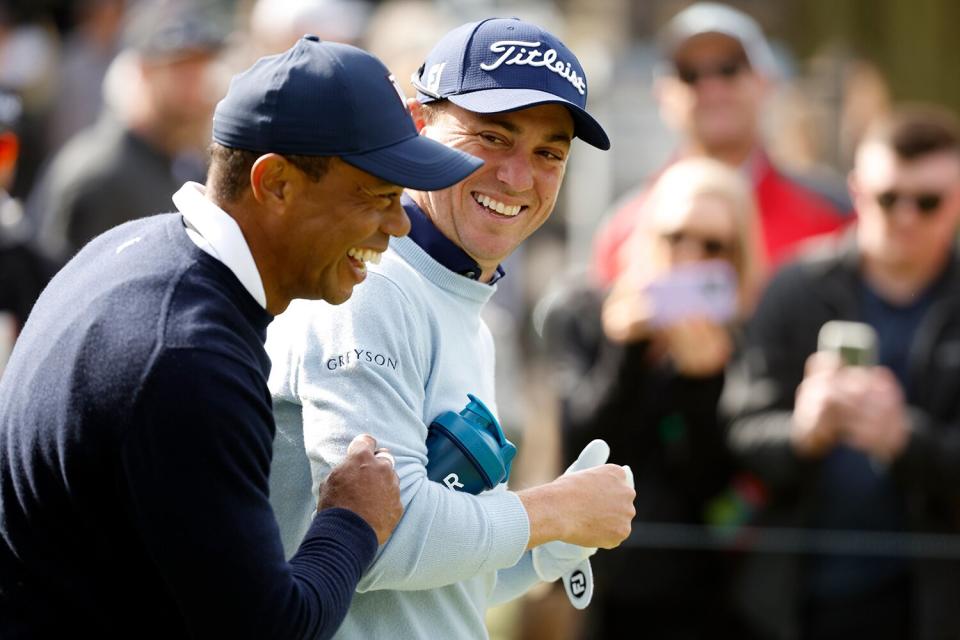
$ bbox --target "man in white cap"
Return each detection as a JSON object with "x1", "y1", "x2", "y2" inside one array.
[{"x1": 593, "y1": 2, "x2": 852, "y2": 286}]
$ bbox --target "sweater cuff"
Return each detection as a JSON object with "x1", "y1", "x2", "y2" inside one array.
[
  {"x1": 480, "y1": 490, "x2": 531, "y2": 570},
  {"x1": 297, "y1": 507, "x2": 379, "y2": 575}
]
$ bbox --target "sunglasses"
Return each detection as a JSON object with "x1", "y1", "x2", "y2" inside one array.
[
  {"x1": 661, "y1": 230, "x2": 733, "y2": 258},
  {"x1": 674, "y1": 58, "x2": 748, "y2": 86},
  {"x1": 875, "y1": 190, "x2": 946, "y2": 216}
]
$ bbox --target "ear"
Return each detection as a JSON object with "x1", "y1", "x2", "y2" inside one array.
[
  {"x1": 653, "y1": 75, "x2": 687, "y2": 132},
  {"x1": 250, "y1": 154, "x2": 291, "y2": 206},
  {"x1": 846, "y1": 168, "x2": 860, "y2": 203},
  {"x1": 407, "y1": 97, "x2": 426, "y2": 133},
  {"x1": 651, "y1": 73, "x2": 668, "y2": 104},
  {"x1": 753, "y1": 73, "x2": 774, "y2": 101}
]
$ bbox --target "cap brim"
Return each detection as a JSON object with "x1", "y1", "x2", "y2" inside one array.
[
  {"x1": 343, "y1": 134, "x2": 483, "y2": 191},
  {"x1": 447, "y1": 89, "x2": 611, "y2": 151}
]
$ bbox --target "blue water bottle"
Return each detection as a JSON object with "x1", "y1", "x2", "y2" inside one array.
[{"x1": 425, "y1": 394, "x2": 517, "y2": 494}]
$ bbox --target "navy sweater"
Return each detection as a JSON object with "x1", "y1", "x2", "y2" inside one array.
[{"x1": 0, "y1": 214, "x2": 376, "y2": 638}]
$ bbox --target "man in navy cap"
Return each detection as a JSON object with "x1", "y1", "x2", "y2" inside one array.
[
  {"x1": 0, "y1": 36, "x2": 480, "y2": 638},
  {"x1": 266, "y1": 18, "x2": 636, "y2": 639}
]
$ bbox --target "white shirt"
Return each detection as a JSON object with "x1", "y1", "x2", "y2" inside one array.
[{"x1": 172, "y1": 182, "x2": 267, "y2": 310}]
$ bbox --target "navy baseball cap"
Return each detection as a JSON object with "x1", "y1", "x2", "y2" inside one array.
[
  {"x1": 213, "y1": 35, "x2": 483, "y2": 191},
  {"x1": 412, "y1": 17, "x2": 610, "y2": 150}
]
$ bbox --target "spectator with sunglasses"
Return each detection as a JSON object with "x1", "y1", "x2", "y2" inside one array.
[
  {"x1": 723, "y1": 105, "x2": 960, "y2": 639},
  {"x1": 539, "y1": 157, "x2": 763, "y2": 639},
  {"x1": 592, "y1": 2, "x2": 851, "y2": 289}
]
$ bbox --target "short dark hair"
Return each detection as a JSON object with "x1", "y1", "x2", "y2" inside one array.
[
  {"x1": 863, "y1": 104, "x2": 960, "y2": 161},
  {"x1": 206, "y1": 143, "x2": 333, "y2": 203}
]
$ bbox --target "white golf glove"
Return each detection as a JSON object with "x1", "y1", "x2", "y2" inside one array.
[{"x1": 531, "y1": 439, "x2": 633, "y2": 610}]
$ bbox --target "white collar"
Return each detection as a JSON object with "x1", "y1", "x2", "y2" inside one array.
[{"x1": 173, "y1": 182, "x2": 267, "y2": 310}]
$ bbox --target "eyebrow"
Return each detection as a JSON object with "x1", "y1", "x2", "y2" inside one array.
[
  {"x1": 360, "y1": 181, "x2": 403, "y2": 196},
  {"x1": 484, "y1": 116, "x2": 573, "y2": 146}
]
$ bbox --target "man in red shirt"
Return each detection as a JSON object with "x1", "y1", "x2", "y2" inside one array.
[{"x1": 594, "y1": 2, "x2": 851, "y2": 285}]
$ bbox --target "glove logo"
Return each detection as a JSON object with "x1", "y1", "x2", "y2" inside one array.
[{"x1": 569, "y1": 570, "x2": 586, "y2": 598}]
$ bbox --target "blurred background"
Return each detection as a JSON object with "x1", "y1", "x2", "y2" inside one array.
[{"x1": 3, "y1": 1, "x2": 960, "y2": 638}]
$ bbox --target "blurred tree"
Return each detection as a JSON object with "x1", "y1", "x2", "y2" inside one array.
[{"x1": 786, "y1": 0, "x2": 960, "y2": 115}]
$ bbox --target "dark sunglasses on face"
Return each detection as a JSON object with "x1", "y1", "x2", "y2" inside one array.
[
  {"x1": 674, "y1": 57, "x2": 748, "y2": 86},
  {"x1": 661, "y1": 230, "x2": 733, "y2": 258},
  {"x1": 875, "y1": 190, "x2": 945, "y2": 216}
]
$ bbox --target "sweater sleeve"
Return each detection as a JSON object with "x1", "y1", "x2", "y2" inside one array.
[
  {"x1": 121, "y1": 347, "x2": 377, "y2": 640},
  {"x1": 489, "y1": 552, "x2": 540, "y2": 606},
  {"x1": 891, "y1": 406, "x2": 960, "y2": 499},
  {"x1": 268, "y1": 274, "x2": 530, "y2": 593}
]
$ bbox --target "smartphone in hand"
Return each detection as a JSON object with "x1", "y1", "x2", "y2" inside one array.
[
  {"x1": 644, "y1": 260, "x2": 738, "y2": 328},
  {"x1": 817, "y1": 320, "x2": 878, "y2": 366}
]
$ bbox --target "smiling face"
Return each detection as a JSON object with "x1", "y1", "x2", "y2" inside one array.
[
  {"x1": 262, "y1": 156, "x2": 409, "y2": 310},
  {"x1": 408, "y1": 102, "x2": 574, "y2": 280},
  {"x1": 657, "y1": 33, "x2": 766, "y2": 160}
]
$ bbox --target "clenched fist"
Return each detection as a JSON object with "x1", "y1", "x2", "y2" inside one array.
[
  {"x1": 520, "y1": 463, "x2": 636, "y2": 550},
  {"x1": 318, "y1": 434, "x2": 403, "y2": 545}
]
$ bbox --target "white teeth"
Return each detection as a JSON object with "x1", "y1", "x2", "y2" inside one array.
[
  {"x1": 347, "y1": 248, "x2": 383, "y2": 266},
  {"x1": 473, "y1": 193, "x2": 521, "y2": 217}
]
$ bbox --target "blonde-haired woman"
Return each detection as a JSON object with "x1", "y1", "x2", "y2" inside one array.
[
  {"x1": 540, "y1": 157, "x2": 763, "y2": 639},
  {"x1": 603, "y1": 157, "x2": 763, "y2": 370}
]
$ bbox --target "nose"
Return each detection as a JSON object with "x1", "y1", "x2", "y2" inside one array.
[
  {"x1": 495, "y1": 150, "x2": 534, "y2": 192},
  {"x1": 669, "y1": 238, "x2": 707, "y2": 264},
  {"x1": 383, "y1": 199, "x2": 411, "y2": 238}
]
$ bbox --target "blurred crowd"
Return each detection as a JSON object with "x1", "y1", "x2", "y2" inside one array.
[{"x1": 2, "y1": 1, "x2": 960, "y2": 639}]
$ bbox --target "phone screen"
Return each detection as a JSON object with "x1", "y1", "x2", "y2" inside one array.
[
  {"x1": 817, "y1": 320, "x2": 878, "y2": 366},
  {"x1": 644, "y1": 261, "x2": 738, "y2": 328}
]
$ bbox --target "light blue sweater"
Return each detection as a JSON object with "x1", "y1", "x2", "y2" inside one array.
[{"x1": 266, "y1": 235, "x2": 541, "y2": 639}]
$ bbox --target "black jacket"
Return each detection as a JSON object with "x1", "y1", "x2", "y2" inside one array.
[
  {"x1": 541, "y1": 281, "x2": 737, "y2": 629},
  {"x1": 725, "y1": 232, "x2": 960, "y2": 639}
]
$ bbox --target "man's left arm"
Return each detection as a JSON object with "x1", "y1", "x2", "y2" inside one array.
[{"x1": 891, "y1": 408, "x2": 960, "y2": 498}]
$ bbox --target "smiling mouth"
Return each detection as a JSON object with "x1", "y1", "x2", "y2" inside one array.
[
  {"x1": 346, "y1": 247, "x2": 383, "y2": 274},
  {"x1": 472, "y1": 192, "x2": 524, "y2": 217}
]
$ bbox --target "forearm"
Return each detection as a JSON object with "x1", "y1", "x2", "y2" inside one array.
[
  {"x1": 125, "y1": 352, "x2": 376, "y2": 639},
  {"x1": 287, "y1": 509, "x2": 378, "y2": 637},
  {"x1": 358, "y1": 478, "x2": 529, "y2": 592},
  {"x1": 518, "y1": 483, "x2": 568, "y2": 550},
  {"x1": 728, "y1": 410, "x2": 809, "y2": 493}
]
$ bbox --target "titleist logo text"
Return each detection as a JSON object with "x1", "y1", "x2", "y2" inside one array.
[{"x1": 479, "y1": 40, "x2": 586, "y2": 95}]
